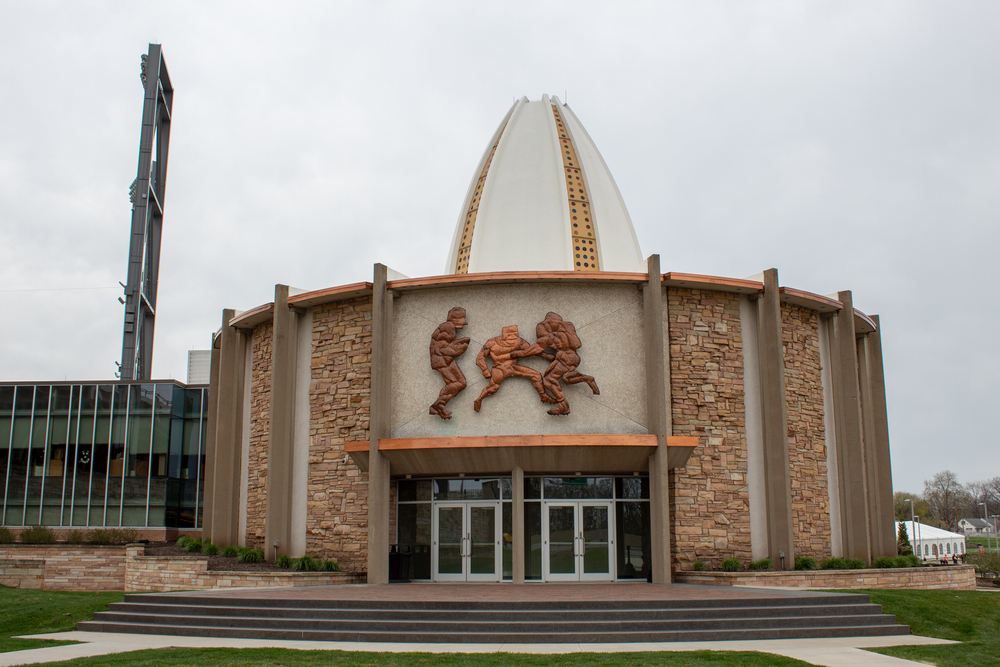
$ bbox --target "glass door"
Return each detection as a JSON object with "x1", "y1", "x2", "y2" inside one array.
[
  {"x1": 432, "y1": 502, "x2": 501, "y2": 581},
  {"x1": 543, "y1": 501, "x2": 614, "y2": 581}
]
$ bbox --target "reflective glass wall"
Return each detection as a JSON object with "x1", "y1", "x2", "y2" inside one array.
[{"x1": 0, "y1": 381, "x2": 207, "y2": 528}]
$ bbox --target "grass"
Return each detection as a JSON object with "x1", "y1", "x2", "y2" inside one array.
[
  {"x1": 21, "y1": 649, "x2": 816, "y2": 666},
  {"x1": 852, "y1": 588, "x2": 1000, "y2": 666},
  {"x1": 0, "y1": 587, "x2": 123, "y2": 653}
]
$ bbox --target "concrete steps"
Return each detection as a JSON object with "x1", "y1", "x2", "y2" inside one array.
[{"x1": 78, "y1": 592, "x2": 909, "y2": 643}]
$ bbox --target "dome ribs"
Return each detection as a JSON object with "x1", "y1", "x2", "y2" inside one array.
[
  {"x1": 552, "y1": 103, "x2": 600, "y2": 272},
  {"x1": 454, "y1": 134, "x2": 502, "y2": 274}
]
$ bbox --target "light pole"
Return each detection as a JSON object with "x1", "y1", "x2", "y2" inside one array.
[
  {"x1": 980, "y1": 502, "x2": 990, "y2": 554},
  {"x1": 907, "y1": 499, "x2": 918, "y2": 559},
  {"x1": 914, "y1": 516, "x2": 922, "y2": 562}
]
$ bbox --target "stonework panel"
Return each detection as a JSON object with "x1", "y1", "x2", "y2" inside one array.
[
  {"x1": 245, "y1": 322, "x2": 272, "y2": 549},
  {"x1": 668, "y1": 288, "x2": 751, "y2": 570},
  {"x1": 306, "y1": 297, "x2": 373, "y2": 572},
  {"x1": 390, "y1": 282, "x2": 646, "y2": 439},
  {"x1": 781, "y1": 303, "x2": 831, "y2": 558}
]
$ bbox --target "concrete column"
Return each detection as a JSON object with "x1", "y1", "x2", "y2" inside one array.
[
  {"x1": 758, "y1": 269, "x2": 794, "y2": 569},
  {"x1": 865, "y1": 316, "x2": 896, "y2": 558},
  {"x1": 210, "y1": 308, "x2": 246, "y2": 547},
  {"x1": 367, "y1": 264, "x2": 393, "y2": 584},
  {"x1": 201, "y1": 333, "x2": 221, "y2": 537},
  {"x1": 831, "y1": 291, "x2": 871, "y2": 562},
  {"x1": 512, "y1": 466, "x2": 525, "y2": 584},
  {"x1": 265, "y1": 285, "x2": 297, "y2": 562},
  {"x1": 643, "y1": 254, "x2": 671, "y2": 583},
  {"x1": 857, "y1": 336, "x2": 883, "y2": 558}
]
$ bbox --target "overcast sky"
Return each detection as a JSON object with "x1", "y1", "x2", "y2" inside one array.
[{"x1": 0, "y1": 1, "x2": 997, "y2": 494}]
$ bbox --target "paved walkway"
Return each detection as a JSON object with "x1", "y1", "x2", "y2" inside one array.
[{"x1": 2, "y1": 631, "x2": 954, "y2": 666}]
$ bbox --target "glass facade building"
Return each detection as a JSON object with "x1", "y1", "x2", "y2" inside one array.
[{"x1": 0, "y1": 381, "x2": 208, "y2": 528}]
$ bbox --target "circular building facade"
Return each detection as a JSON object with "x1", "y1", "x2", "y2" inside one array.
[{"x1": 203, "y1": 95, "x2": 895, "y2": 583}]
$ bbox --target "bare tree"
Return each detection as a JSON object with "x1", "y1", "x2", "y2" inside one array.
[
  {"x1": 923, "y1": 470, "x2": 967, "y2": 531},
  {"x1": 968, "y1": 477, "x2": 1000, "y2": 525}
]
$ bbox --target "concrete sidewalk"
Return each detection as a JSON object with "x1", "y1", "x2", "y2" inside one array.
[{"x1": 1, "y1": 630, "x2": 955, "y2": 667}]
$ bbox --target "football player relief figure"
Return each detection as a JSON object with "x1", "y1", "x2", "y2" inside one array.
[
  {"x1": 428, "y1": 309, "x2": 599, "y2": 417},
  {"x1": 428, "y1": 307, "x2": 471, "y2": 419}
]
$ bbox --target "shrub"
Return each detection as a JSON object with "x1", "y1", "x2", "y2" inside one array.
[
  {"x1": 19, "y1": 526, "x2": 57, "y2": 544},
  {"x1": 202, "y1": 543, "x2": 219, "y2": 556},
  {"x1": 176, "y1": 535, "x2": 192, "y2": 548},
  {"x1": 993, "y1": 577, "x2": 1000, "y2": 588},
  {"x1": 220, "y1": 545, "x2": 240, "y2": 557},
  {"x1": 748, "y1": 558, "x2": 772, "y2": 571},
  {"x1": 905, "y1": 554, "x2": 923, "y2": 567},
  {"x1": 873, "y1": 556, "x2": 896, "y2": 569},
  {"x1": 0, "y1": 527, "x2": 14, "y2": 544},
  {"x1": 86, "y1": 529, "x2": 114, "y2": 545},
  {"x1": 320, "y1": 560, "x2": 340, "y2": 572},
  {"x1": 65, "y1": 530, "x2": 86, "y2": 545},
  {"x1": 845, "y1": 558, "x2": 866, "y2": 569},
  {"x1": 693, "y1": 560, "x2": 705, "y2": 572},
  {"x1": 114, "y1": 528, "x2": 140, "y2": 544},
  {"x1": 292, "y1": 556, "x2": 318, "y2": 572},
  {"x1": 274, "y1": 555, "x2": 292, "y2": 568},
  {"x1": 237, "y1": 548, "x2": 263, "y2": 564},
  {"x1": 721, "y1": 558, "x2": 741, "y2": 572},
  {"x1": 821, "y1": 557, "x2": 847, "y2": 570},
  {"x1": 892, "y1": 555, "x2": 918, "y2": 568},
  {"x1": 184, "y1": 539, "x2": 203, "y2": 553},
  {"x1": 795, "y1": 556, "x2": 817, "y2": 570}
]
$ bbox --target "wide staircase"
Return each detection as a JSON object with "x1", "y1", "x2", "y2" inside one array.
[{"x1": 78, "y1": 591, "x2": 909, "y2": 643}]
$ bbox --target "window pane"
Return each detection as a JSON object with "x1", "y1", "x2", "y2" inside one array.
[
  {"x1": 525, "y1": 502, "x2": 542, "y2": 580},
  {"x1": 396, "y1": 503, "x2": 431, "y2": 580},
  {"x1": 616, "y1": 501, "x2": 651, "y2": 579},
  {"x1": 543, "y1": 477, "x2": 613, "y2": 499},
  {"x1": 398, "y1": 479, "x2": 432, "y2": 502},
  {"x1": 615, "y1": 477, "x2": 650, "y2": 500}
]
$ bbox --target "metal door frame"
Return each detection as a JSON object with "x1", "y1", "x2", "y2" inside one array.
[{"x1": 431, "y1": 501, "x2": 502, "y2": 582}]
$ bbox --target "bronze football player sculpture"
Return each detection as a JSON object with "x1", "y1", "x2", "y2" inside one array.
[
  {"x1": 473, "y1": 325, "x2": 557, "y2": 412},
  {"x1": 511, "y1": 312, "x2": 600, "y2": 415},
  {"x1": 429, "y1": 307, "x2": 471, "y2": 419}
]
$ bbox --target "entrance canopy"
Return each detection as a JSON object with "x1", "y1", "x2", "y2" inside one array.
[{"x1": 346, "y1": 434, "x2": 697, "y2": 476}]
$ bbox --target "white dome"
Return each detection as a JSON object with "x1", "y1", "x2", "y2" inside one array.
[{"x1": 446, "y1": 95, "x2": 643, "y2": 274}]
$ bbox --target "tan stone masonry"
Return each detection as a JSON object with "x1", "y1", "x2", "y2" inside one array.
[
  {"x1": 668, "y1": 288, "x2": 751, "y2": 571},
  {"x1": 306, "y1": 297, "x2": 373, "y2": 572},
  {"x1": 781, "y1": 303, "x2": 832, "y2": 559},
  {"x1": 244, "y1": 321, "x2": 273, "y2": 549}
]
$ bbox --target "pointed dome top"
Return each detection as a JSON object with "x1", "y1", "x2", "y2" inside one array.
[{"x1": 446, "y1": 95, "x2": 643, "y2": 274}]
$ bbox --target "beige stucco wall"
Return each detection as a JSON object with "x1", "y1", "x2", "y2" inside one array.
[{"x1": 390, "y1": 282, "x2": 647, "y2": 438}]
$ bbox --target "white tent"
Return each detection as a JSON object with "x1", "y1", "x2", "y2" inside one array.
[{"x1": 898, "y1": 521, "x2": 967, "y2": 561}]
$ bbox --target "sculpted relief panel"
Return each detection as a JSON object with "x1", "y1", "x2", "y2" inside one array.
[{"x1": 393, "y1": 283, "x2": 646, "y2": 438}]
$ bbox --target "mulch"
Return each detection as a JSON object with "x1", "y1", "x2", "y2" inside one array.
[{"x1": 142, "y1": 541, "x2": 288, "y2": 572}]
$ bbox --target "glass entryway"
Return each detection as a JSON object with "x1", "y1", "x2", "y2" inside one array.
[
  {"x1": 397, "y1": 475, "x2": 649, "y2": 582},
  {"x1": 544, "y1": 501, "x2": 613, "y2": 581},
  {"x1": 433, "y1": 502, "x2": 501, "y2": 581}
]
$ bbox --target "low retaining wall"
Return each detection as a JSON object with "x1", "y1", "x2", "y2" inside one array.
[
  {"x1": 0, "y1": 558, "x2": 45, "y2": 589},
  {"x1": 676, "y1": 565, "x2": 977, "y2": 590},
  {"x1": 124, "y1": 546, "x2": 365, "y2": 592},
  {"x1": 0, "y1": 545, "x2": 127, "y2": 590}
]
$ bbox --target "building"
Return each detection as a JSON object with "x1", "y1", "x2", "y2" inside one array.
[
  {"x1": 958, "y1": 517, "x2": 997, "y2": 536},
  {"x1": 200, "y1": 95, "x2": 896, "y2": 583},
  {"x1": 0, "y1": 381, "x2": 208, "y2": 536},
  {"x1": 899, "y1": 521, "x2": 966, "y2": 561}
]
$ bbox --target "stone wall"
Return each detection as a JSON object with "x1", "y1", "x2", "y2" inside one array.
[
  {"x1": 0, "y1": 558, "x2": 44, "y2": 589},
  {"x1": 677, "y1": 564, "x2": 976, "y2": 591},
  {"x1": 781, "y1": 304, "x2": 831, "y2": 558},
  {"x1": 306, "y1": 297, "x2": 373, "y2": 572},
  {"x1": 0, "y1": 545, "x2": 127, "y2": 590},
  {"x1": 244, "y1": 322, "x2": 273, "y2": 549},
  {"x1": 668, "y1": 288, "x2": 751, "y2": 571},
  {"x1": 124, "y1": 545, "x2": 364, "y2": 592}
]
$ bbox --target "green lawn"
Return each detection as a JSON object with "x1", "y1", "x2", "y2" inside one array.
[
  {"x1": 858, "y1": 589, "x2": 1000, "y2": 666},
  {"x1": 10, "y1": 648, "x2": 817, "y2": 666},
  {"x1": 0, "y1": 587, "x2": 123, "y2": 653},
  {"x1": 966, "y1": 536, "x2": 998, "y2": 551}
]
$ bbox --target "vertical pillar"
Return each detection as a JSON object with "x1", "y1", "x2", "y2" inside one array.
[
  {"x1": 512, "y1": 466, "x2": 525, "y2": 584},
  {"x1": 210, "y1": 308, "x2": 246, "y2": 547},
  {"x1": 866, "y1": 315, "x2": 896, "y2": 558},
  {"x1": 367, "y1": 264, "x2": 393, "y2": 584},
  {"x1": 857, "y1": 336, "x2": 883, "y2": 558},
  {"x1": 758, "y1": 269, "x2": 794, "y2": 569},
  {"x1": 201, "y1": 333, "x2": 221, "y2": 537},
  {"x1": 831, "y1": 291, "x2": 871, "y2": 562},
  {"x1": 644, "y1": 254, "x2": 671, "y2": 583},
  {"x1": 266, "y1": 285, "x2": 297, "y2": 561}
]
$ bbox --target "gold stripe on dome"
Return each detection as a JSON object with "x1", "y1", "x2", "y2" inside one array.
[
  {"x1": 454, "y1": 133, "x2": 503, "y2": 274},
  {"x1": 552, "y1": 104, "x2": 599, "y2": 272}
]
